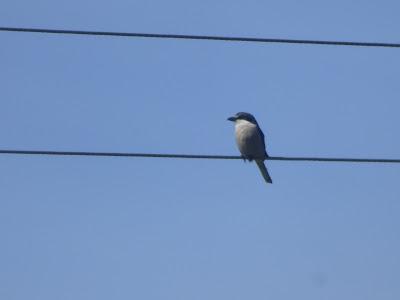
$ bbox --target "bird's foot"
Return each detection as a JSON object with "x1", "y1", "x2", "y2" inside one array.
[{"x1": 242, "y1": 155, "x2": 254, "y2": 162}]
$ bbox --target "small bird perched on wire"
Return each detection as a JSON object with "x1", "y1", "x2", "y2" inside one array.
[{"x1": 227, "y1": 112, "x2": 272, "y2": 184}]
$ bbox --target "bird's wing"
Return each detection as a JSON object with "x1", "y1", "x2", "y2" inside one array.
[{"x1": 256, "y1": 126, "x2": 268, "y2": 157}]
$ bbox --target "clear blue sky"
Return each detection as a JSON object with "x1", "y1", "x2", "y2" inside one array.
[{"x1": 1, "y1": 1, "x2": 399, "y2": 299}]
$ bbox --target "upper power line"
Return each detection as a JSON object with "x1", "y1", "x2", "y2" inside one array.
[
  {"x1": 1, "y1": 26, "x2": 399, "y2": 48},
  {"x1": 0, "y1": 149, "x2": 399, "y2": 164}
]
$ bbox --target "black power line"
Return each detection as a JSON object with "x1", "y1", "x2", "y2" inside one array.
[
  {"x1": 1, "y1": 26, "x2": 399, "y2": 48},
  {"x1": 0, "y1": 149, "x2": 399, "y2": 164}
]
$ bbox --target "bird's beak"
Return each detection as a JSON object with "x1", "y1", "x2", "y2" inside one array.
[{"x1": 227, "y1": 116, "x2": 236, "y2": 122}]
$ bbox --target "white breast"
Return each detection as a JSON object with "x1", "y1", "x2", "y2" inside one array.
[
  {"x1": 235, "y1": 119, "x2": 258, "y2": 138},
  {"x1": 234, "y1": 119, "x2": 265, "y2": 159}
]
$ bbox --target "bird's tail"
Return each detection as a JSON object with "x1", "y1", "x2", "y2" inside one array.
[{"x1": 256, "y1": 160, "x2": 273, "y2": 184}]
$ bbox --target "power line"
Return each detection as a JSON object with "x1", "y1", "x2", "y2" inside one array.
[
  {"x1": 1, "y1": 26, "x2": 399, "y2": 48},
  {"x1": 0, "y1": 149, "x2": 399, "y2": 164}
]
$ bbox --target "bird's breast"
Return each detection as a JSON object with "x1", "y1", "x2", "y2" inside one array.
[
  {"x1": 234, "y1": 121, "x2": 265, "y2": 158},
  {"x1": 235, "y1": 122, "x2": 258, "y2": 140}
]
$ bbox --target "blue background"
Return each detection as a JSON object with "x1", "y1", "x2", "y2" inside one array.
[{"x1": 1, "y1": 1, "x2": 399, "y2": 299}]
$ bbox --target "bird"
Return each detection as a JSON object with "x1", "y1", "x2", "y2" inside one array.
[{"x1": 227, "y1": 112, "x2": 272, "y2": 184}]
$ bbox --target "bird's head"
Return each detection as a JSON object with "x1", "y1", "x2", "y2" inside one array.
[{"x1": 227, "y1": 112, "x2": 258, "y2": 125}]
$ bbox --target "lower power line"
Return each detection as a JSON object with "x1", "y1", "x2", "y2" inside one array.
[{"x1": 0, "y1": 149, "x2": 399, "y2": 164}]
